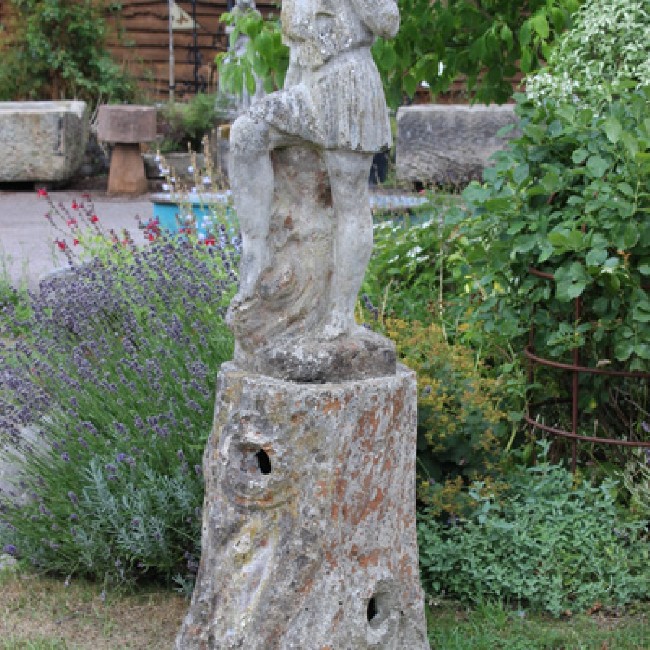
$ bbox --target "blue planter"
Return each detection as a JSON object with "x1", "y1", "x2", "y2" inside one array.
[{"x1": 150, "y1": 191, "x2": 236, "y2": 238}]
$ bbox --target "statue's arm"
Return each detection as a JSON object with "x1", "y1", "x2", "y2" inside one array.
[{"x1": 349, "y1": 0, "x2": 400, "y2": 39}]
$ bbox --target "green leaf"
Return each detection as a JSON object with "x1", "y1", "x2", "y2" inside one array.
[
  {"x1": 633, "y1": 300, "x2": 650, "y2": 323},
  {"x1": 520, "y1": 47, "x2": 532, "y2": 74},
  {"x1": 585, "y1": 248, "x2": 607, "y2": 267},
  {"x1": 614, "y1": 340, "x2": 634, "y2": 362},
  {"x1": 571, "y1": 149, "x2": 588, "y2": 164},
  {"x1": 603, "y1": 117, "x2": 622, "y2": 144},
  {"x1": 617, "y1": 182, "x2": 635, "y2": 197},
  {"x1": 530, "y1": 14, "x2": 549, "y2": 40},
  {"x1": 586, "y1": 156, "x2": 609, "y2": 178},
  {"x1": 555, "y1": 262, "x2": 589, "y2": 301},
  {"x1": 513, "y1": 163, "x2": 530, "y2": 185},
  {"x1": 500, "y1": 24, "x2": 513, "y2": 50},
  {"x1": 403, "y1": 73, "x2": 418, "y2": 98}
]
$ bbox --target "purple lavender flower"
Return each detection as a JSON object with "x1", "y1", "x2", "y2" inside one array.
[{"x1": 3, "y1": 544, "x2": 17, "y2": 556}]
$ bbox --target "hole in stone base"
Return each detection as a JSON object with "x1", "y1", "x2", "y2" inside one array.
[
  {"x1": 367, "y1": 596, "x2": 378, "y2": 622},
  {"x1": 255, "y1": 449, "x2": 272, "y2": 475},
  {"x1": 366, "y1": 590, "x2": 393, "y2": 630}
]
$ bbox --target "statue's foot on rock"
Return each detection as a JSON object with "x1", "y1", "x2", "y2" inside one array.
[{"x1": 235, "y1": 327, "x2": 397, "y2": 383}]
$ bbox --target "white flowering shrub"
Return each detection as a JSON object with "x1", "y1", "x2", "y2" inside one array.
[{"x1": 526, "y1": 0, "x2": 650, "y2": 104}]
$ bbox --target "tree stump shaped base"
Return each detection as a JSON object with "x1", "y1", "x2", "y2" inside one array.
[{"x1": 176, "y1": 362, "x2": 429, "y2": 649}]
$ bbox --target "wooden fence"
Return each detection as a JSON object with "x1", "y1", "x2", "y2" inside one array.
[
  {"x1": 106, "y1": 0, "x2": 280, "y2": 101},
  {"x1": 0, "y1": 0, "x2": 280, "y2": 102}
]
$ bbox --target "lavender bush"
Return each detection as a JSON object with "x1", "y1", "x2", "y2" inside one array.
[{"x1": 0, "y1": 232, "x2": 237, "y2": 586}]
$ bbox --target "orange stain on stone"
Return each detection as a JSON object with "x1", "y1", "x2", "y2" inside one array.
[
  {"x1": 357, "y1": 548, "x2": 381, "y2": 568},
  {"x1": 322, "y1": 398, "x2": 342, "y2": 414}
]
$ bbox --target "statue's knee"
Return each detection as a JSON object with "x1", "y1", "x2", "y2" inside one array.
[{"x1": 231, "y1": 114, "x2": 268, "y2": 157}]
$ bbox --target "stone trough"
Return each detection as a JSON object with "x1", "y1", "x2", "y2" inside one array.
[{"x1": 0, "y1": 101, "x2": 88, "y2": 183}]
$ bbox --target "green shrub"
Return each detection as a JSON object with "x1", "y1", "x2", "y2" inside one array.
[
  {"x1": 0, "y1": 0, "x2": 135, "y2": 102},
  {"x1": 526, "y1": 0, "x2": 650, "y2": 106},
  {"x1": 363, "y1": 197, "x2": 470, "y2": 325},
  {"x1": 458, "y1": 87, "x2": 650, "y2": 442},
  {"x1": 0, "y1": 222, "x2": 237, "y2": 586},
  {"x1": 158, "y1": 93, "x2": 228, "y2": 153},
  {"x1": 374, "y1": 0, "x2": 580, "y2": 107},
  {"x1": 378, "y1": 318, "x2": 522, "y2": 517},
  {"x1": 418, "y1": 447, "x2": 650, "y2": 616}
]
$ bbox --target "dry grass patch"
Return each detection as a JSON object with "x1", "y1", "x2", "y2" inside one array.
[{"x1": 0, "y1": 567, "x2": 186, "y2": 649}]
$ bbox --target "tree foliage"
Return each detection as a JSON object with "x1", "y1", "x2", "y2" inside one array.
[
  {"x1": 0, "y1": 0, "x2": 135, "y2": 102},
  {"x1": 217, "y1": 1, "x2": 581, "y2": 107},
  {"x1": 373, "y1": 0, "x2": 581, "y2": 106}
]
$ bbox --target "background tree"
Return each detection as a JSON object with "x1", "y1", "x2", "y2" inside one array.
[
  {"x1": 217, "y1": 0, "x2": 581, "y2": 107},
  {"x1": 0, "y1": 0, "x2": 135, "y2": 103},
  {"x1": 373, "y1": 0, "x2": 582, "y2": 107}
]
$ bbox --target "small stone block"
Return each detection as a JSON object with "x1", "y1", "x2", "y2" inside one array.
[{"x1": 97, "y1": 105, "x2": 157, "y2": 144}]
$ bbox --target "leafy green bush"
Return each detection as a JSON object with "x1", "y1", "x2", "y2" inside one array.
[
  {"x1": 0, "y1": 226, "x2": 237, "y2": 586},
  {"x1": 0, "y1": 0, "x2": 135, "y2": 102},
  {"x1": 385, "y1": 319, "x2": 515, "y2": 516},
  {"x1": 374, "y1": 0, "x2": 580, "y2": 106},
  {"x1": 363, "y1": 198, "x2": 470, "y2": 325},
  {"x1": 158, "y1": 93, "x2": 228, "y2": 153},
  {"x1": 214, "y1": 0, "x2": 579, "y2": 107},
  {"x1": 526, "y1": 0, "x2": 650, "y2": 106},
  {"x1": 463, "y1": 89, "x2": 650, "y2": 369},
  {"x1": 418, "y1": 448, "x2": 650, "y2": 616},
  {"x1": 457, "y1": 87, "x2": 650, "y2": 443}
]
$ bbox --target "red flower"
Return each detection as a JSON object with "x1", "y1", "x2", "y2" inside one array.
[
  {"x1": 56, "y1": 240, "x2": 67, "y2": 251},
  {"x1": 37, "y1": 188, "x2": 48, "y2": 197},
  {"x1": 71, "y1": 201, "x2": 79, "y2": 210},
  {"x1": 90, "y1": 215, "x2": 99, "y2": 223},
  {"x1": 67, "y1": 218, "x2": 77, "y2": 227},
  {"x1": 205, "y1": 237, "x2": 216, "y2": 246},
  {"x1": 73, "y1": 239, "x2": 80, "y2": 246}
]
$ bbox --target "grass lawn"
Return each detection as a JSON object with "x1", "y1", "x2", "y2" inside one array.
[
  {"x1": 1, "y1": 566, "x2": 648, "y2": 649},
  {"x1": 427, "y1": 599, "x2": 650, "y2": 649}
]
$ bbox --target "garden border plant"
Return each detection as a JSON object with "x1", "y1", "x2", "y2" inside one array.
[{"x1": 0, "y1": 193, "x2": 238, "y2": 587}]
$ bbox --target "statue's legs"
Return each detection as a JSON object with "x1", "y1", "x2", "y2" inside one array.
[
  {"x1": 323, "y1": 150, "x2": 374, "y2": 337},
  {"x1": 229, "y1": 114, "x2": 273, "y2": 300}
]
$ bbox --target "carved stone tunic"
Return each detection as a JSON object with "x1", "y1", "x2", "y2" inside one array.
[{"x1": 249, "y1": 0, "x2": 400, "y2": 152}]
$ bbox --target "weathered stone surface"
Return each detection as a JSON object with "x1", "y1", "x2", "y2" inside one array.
[
  {"x1": 226, "y1": 0, "x2": 400, "y2": 379},
  {"x1": 176, "y1": 363, "x2": 429, "y2": 650},
  {"x1": 107, "y1": 143, "x2": 149, "y2": 195},
  {"x1": 0, "y1": 101, "x2": 88, "y2": 183},
  {"x1": 228, "y1": 144, "x2": 396, "y2": 381},
  {"x1": 96, "y1": 105, "x2": 157, "y2": 144},
  {"x1": 97, "y1": 105, "x2": 157, "y2": 194},
  {"x1": 396, "y1": 104, "x2": 520, "y2": 185}
]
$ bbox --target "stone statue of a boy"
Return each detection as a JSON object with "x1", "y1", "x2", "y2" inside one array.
[{"x1": 228, "y1": 0, "x2": 399, "y2": 354}]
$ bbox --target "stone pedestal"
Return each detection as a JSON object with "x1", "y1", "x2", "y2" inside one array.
[
  {"x1": 97, "y1": 105, "x2": 157, "y2": 195},
  {"x1": 176, "y1": 363, "x2": 429, "y2": 649},
  {"x1": 107, "y1": 143, "x2": 149, "y2": 194}
]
